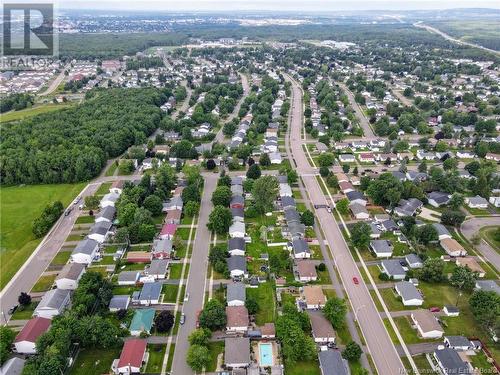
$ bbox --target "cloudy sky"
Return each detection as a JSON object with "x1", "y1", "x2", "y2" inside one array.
[{"x1": 60, "y1": 0, "x2": 500, "y2": 11}]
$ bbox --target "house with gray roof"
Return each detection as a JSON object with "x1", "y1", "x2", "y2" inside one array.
[
  {"x1": 369, "y1": 223, "x2": 381, "y2": 238},
  {"x1": 229, "y1": 220, "x2": 245, "y2": 238},
  {"x1": 100, "y1": 192, "x2": 120, "y2": 208},
  {"x1": 162, "y1": 196, "x2": 183, "y2": 212},
  {"x1": 346, "y1": 191, "x2": 367, "y2": 206},
  {"x1": 284, "y1": 208, "x2": 301, "y2": 223},
  {"x1": 444, "y1": 336, "x2": 473, "y2": 351},
  {"x1": 391, "y1": 171, "x2": 407, "y2": 182},
  {"x1": 281, "y1": 196, "x2": 296, "y2": 210},
  {"x1": 71, "y1": 238, "x2": 99, "y2": 264},
  {"x1": 109, "y1": 295, "x2": 131, "y2": 312},
  {"x1": 432, "y1": 223, "x2": 452, "y2": 240},
  {"x1": 465, "y1": 195, "x2": 488, "y2": 209},
  {"x1": 228, "y1": 237, "x2": 245, "y2": 256},
  {"x1": 433, "y1": 348, "x2": 472, "y2": 375},
  {"x1": 224, "y1": 337, "x2": 250, "y2": 368},
  {"x1": 147, "y1": 259, "x2": 169, "y2": 279},
  {"x1": 291, "y1": 238, "x2": 311, "y2": 259},
  {"x1": 370, "y1": 240, "x2": 393, "y2": 258},
  {"x1": 405, "y1": 254, "x2": 423, "y2": 269},
  {"x1": 34, "y1": 288, "x2": 71, "y2": 319},
  {"x1": 138, "y1": 282, "x2": 162, "y2": 305},
  {"x1": 228, "y1": 256, "x2": 247, "y2": 279},
  {"x1": 230, "y1": 195, "x2": 244, "y2": 209},
  {"x1": 381, "y1": 259, "x2": 406, "y2": 280},
  {"x1": 394, "y1": 198, "x2": 423, "y2": 217},
  {"x1": 55, "y1": 262, "x2": 86, "y2": 290},
  {"x1": 406, "y1": 171, "x2": 428, "y2": 182},
  {"x1": 231, "y1": 184, "x2": 244, "y2": 196},
  {"x1": 231, "y1": 207, "x2": 244, "y2": 222},
  {"x1": 428, "y1": 191, "x2": 451, "y2": 207},
  {"x1": 231, "y1": 176, "x2": 243, "y2": 185},
  {"x1": 475, "y1": 280, "x2": 500, "y2": 294},
  {"x1": 319, "y1": 350, "x2": 350, "y2": 375},
  {"x1": 395, "y1": 281, "x2": 423, "y2": 306},
  {"x1": 95, "y1": 205, "x2": 116, "y2": 223},
  {"x1": 88, "y1": 220, "x2": 113, "y2": 243},
  {"x1": 118, "y1": 270, "x2": 140, "y2": 285},
  {"x1": 350, "y1": 202, "x2": 369, "y2": 219},
  {"x1": 227, "y1": 282, "x2": 246, "y2": 306}
]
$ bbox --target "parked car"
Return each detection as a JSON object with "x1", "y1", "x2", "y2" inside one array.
[
  {"x1": 8, "y1": 305, "x2": 18, "y2": 314},
  {"x1": 352, "y1": 277, "x2": 359, "y2": 285},
  {"x1": 429, "y1": 307, "x2": 440, "y2": 313},
  {"x1": 180, "y1": 313, "x2": 185, "y2": 325}
]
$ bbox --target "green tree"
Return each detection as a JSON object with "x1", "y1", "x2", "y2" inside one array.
[
  {"x1": 186, "y1": 344, "x2": 211, "y2": 372},
  {"x1": 155, "y1": 310, "x2": 174, "y2": 333},
  {"x1": 84, "y1": 195, "x2": 100, "y2": 210},
  {"x1": 259, "y1": 153, "x2": 271, "y2": 167},
  {"x1": 188, "y1": 328, "x2": 211, "y2": 346},
  {"x1": 118, "y1": 202, "x2": 138, "y2": 227},
  {"x1": 318, "y1": 153, "x2": 335, "y2": 167},
  {"x1": 319, "y1": 166, "x2": 330, "y2": 177},
  {"x1": 207, "y1": 206, "x2": 232, "y2": 235},
  {"x1": 300, "y1": 210, "x2": 315, "y2": 226},
  {"x1": 469, "y1": 290, "x2": 500, "y2": 335},
  {"x1": 351, "y1": 222, "x2": 371, "y2": 249},
  {"x1": 342, "y1": 341, "x2": 362, "y2": 361},
  {"x1": 184, "y1": 201, "x2": 200, "y2": 217},
  {"x1": 441, "y1": 210, "x2": 466, "y2": 227},
  {"x1": 417, "y1": 258, "x2": 445, "y2": 283},
  {"x1": 450, "y1": 266, "x2": 478, "y2": 292},
  {"x1": 143, "y1": 195, "x2": 163, "y2": 216},
  {"x1": 287, "y1": 169, "x2": 298, "y2": 184},
  {"x1": 199, "y1": 299, "x2": 226, "y2": 331},
  {"x1": 182, "y1": 184, "x2": 201, "y2": 204},
  {"x1": 342, "y1": 164, "x2": 350, "y2": 173},
  {"x1": 246, "y1": 164, "x2": 262, "y2": 179},
  {"x1": 323, "y1": 297, "x2": 347, "y2": 329},
  {"x1": 0, "y1": 326, "x2": 15, "y2": 365},
  {"x1": 449, "y1": 193, "x2": 464, "y2": 210},
  {"x1": 415, "y1": 224, "x2": 438, "y2": 245},
  {"x1": 336, "y1": 198, "x2": 349, "y2": 215},
  {"x1": 245, "y1": 297, "x2": 259, "y2": 315},
  {"x1": 252, "y1": 176, "x2": 278, "y2": 214},
  {"x1": 211, "y1": 186, "x2": 232, "y2": 207}
]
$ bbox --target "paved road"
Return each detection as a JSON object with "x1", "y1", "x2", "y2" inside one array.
[
  {"x1": 414, "y1": 22, "x2": 500, "y2": 57},
  {"x1": 0, "y1": 183, "x2": 99, "y2": 322},
  {"x1": 337, "y1": 82, "x2": 375, "y2": 138},
  {"x1": 285, "y1": 74, "x2": 405, "y2": 375},
  {"x1": 461, "y1": 217, "x2": 500, "y2": 272},
  {"x1": 39, "y1": 63, "x2": 70, "y2": 96},
  {"x1": 170, "y1": 173, "x2": 217, "y2": 375}
]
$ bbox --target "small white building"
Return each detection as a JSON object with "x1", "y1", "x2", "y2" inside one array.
[
  {"x1": 34, "y1": 288, "x2": 71, "y2": 319},
  {"x1": 71, "y1": 238, "x2": 99, "y2": 264},
  {"x1": 55, "y1": 262, "x2": 86, "y2": 290},
  {"x1": 13, "y1": 317, "x2": 51, "y2": 354}
]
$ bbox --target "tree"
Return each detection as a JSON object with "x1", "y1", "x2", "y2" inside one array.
[
  {"x1": 319, "y1": 166, "x2": 330, "y2": 177},
  {"x1": 211, "y1": 186, "x2": 232, "y2": 207},
  {"x1": 186, "y1": 344, "x2": 211, "y2": 372},
  {"x1": 326, "y1": 174, "x2": 338, "y2": 188},
  {"x1": 287, "y1": 169, "x2": 298, "y2": 184},
  {"x1": 84, "y1": 195, "x2": 100, "y2": 210},
  {"x1": 336, "y1": 198, "x2": 349, "y2": 215},
  {"x1": 351, "y1": 222, "x2": 371, "y2": 249},
  {"x1": 0, "y1": 326, "x2": 15, "y2": 365},
  {"x1": 259, "y1": 153, "x2": 271, "y2": 167},
  {"x1": 366, "y1": 173, "x2": 402, "y2": 207},
  {"x1": 118, "y1": 202, "x2": 138, "y2": 227},
  {"x1": 342, "y1": 164, "x2": 350, "y2": 173},
  {"x1": 450, "y1": 266, "x2": 478, "y2": 292},
  {"x1": 449, "y1": 193, "x2": 465, "y2": 210},
  {"x1": 206, "y1": 159, "x2": 216, "y2": 170},
  {"x1": 143, "y1": 195, "x2": 163, "y2": 216},
  {"x1": 184, "y1": 201, "x2": 200, "y2": 217},
  {"x1": 116, "y1": 309, "x2": 128, "y2": 320},
  {"x1": 417, "y1": 258, "x2": 445, "y2": 283},
  {"x1": 301, "y1": 210, "x2": 315, "y2": 226},
  {"x1": 252, "y1": 176, "x2": 279, "y2": 214},
  {"x1": 199, "y1": 299, "x2": 226, "y2": 331},
  {"x1": 342, "y1": 341, "x2": 362, "y2": 361},
  {"x1": 114, "y1": 227, "x2": 129, "y2": 243},
  {"x1": 18, "y1": 292, "x2": 31, "y2": 306},
  {"x1": 418, "y1": 161, "x2": 427, "y2": 173},
  {"x1": 207, "y1": 206, "x2": 232, "y2": 235},
  {"x1": 182, "y1": 184, "x2": 201, "y2": 204},
  {"x1": 155, "y1": 310, "x2": 174, "y2": 333},
  {"x1": 441, "y1": 210, "x2": 466, "y2": 227},
  {"x1": 469, "y1": 290, "x2": 500, "y2": 335},
  {"x1": 245, "y1": 297, "x2": 259, "y2": 315},
  {"x1": 415, "y1": 224, "x2": 438, "y2": 245},
  {"x1": 318, "y1": 153, "x2": 335, "y2": 167},
  {"x1": 323, "y1": 298, "x2": 347, "y2": 329},
  {"x1": 246, "y1": 164, "x2": 262, "y2": 179},
  {"x1": 188, "y1": 328, "x2": 211, "y2": 346},
  {"x1": 443, "y1": 158, "x2": 458, "y2": 171}
]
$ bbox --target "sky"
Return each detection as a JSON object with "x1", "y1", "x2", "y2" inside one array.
[{"x1": 60, "y1": 0, "x2": 500, "y2": 11}]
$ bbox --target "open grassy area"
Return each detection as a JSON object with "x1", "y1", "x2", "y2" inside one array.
[
  {"x1": 166, "y1": 343, "x2": 175, "y2": 372},
  {"x1": 145, "y1": 344, "x2": 166, "y2": 373},
  {"x1": 384, "y1": 316, "x2": 435, "y2": 345},
  {"x1": 412, "y1": 354, "x2": 436, "y2": 374},
  {"x1": 285, "y1": 359, "x2": 321, "y2": 375},
  {"x1": 105, "y1": 162, "x2": 118, "y2": 177},
  {"x1": 206, "y1": 341, "x2": 225, "y2": 372},
  {"x1": 480, "y1": 226, "x2": 500, "y2": 251},
  {"x1": 75, "y1": 215, "x2": 95, "y2": 224},
  {"x1": 70, "y1": 348, "x2": 120, "y2": 375},
  {"x1": 31, "y1": 274, "x2": 57, "y2": 292},
  {"x1": 162, "y1": 284, "x2": 179, "y2": 303},
  {"x1": 50, "y1": 250, "x2": 72, "y2": 266},
  {"x1": 0, "y1": 183, "x2": 85, "y2": 289},
  {"x1": 95, "y1": 182, "x2": 112, "y2": 196},
  {"x1": 169, "y1": 263, "x2": 183, "y2": 279},
  {"x1": 11, "y1": 302, "x2": 38, "y2": 320},
  {"x1": 247, "y1": 282, "x2": 276, "y2": 326},
  {"x1": 0, "y1": 103, "x2": 74, "y2": 123}
]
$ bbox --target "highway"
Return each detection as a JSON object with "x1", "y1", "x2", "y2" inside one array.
[
  {"x1": 285, "y1": 74, "x2": 406, "y2": 375},
  {"x1": 170, "y1": 173, "x2": 218, "y2": 375}
]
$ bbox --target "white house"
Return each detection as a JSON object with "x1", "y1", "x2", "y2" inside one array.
[
  {"x1": 34, "y1": 288, "x2": 71, "y2": 319},
  {"x1": 111, "y1": 339, "x2": 148, "y2": 375},
  {"x1": 395, "y1": 281, "x2": 423, "y2": 306},
  {"x1": 465, "y1": 195, "x2": 488, "y2": 209},
  {"x1": 13, "y1": 317, "x2": 51, "y2": 354},
  {"x1": 489, "y1": 196, "x2": 500, "y2": 208},
  {"x1": 411, "y1": 309, "x2": 444, "y2": 339},
  {"x1": 227, "y1": 283, "x2": 246, "y2": 307},
  {"x1": 229, "y1": 221, "x2": 245, "y2": 238},
  {"x1": 71, "y1": 238, "x2": 99, "y2": 264},
  {"x1": 269, "y1": 152, "x2": 282, "y2": 164},
  {"x1": 55, "y1": 262, "x2": 86, "y2": 290},
  {"x1": 88, "y1": 220, "x2": 113, "y2": 243},
  {"x1": 100, "y1": 192, "x2": 120, "y2": 208}
]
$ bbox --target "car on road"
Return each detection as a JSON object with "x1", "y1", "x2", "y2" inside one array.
[
  {"x1": 8, "y1": 305, "x2": 18, "y2": 314},
  {"x1": 352, "y1": 277, "x2": 359, "y2": 285},
  {"x1": 429, "y1": 307, "x2": 440, "y2": 313},
  {"x1": 196, "y1": 310, "x2": 201, "y2": 328},
  {"x1": 180, "y1": 313, "x2": 185, "y2": 325},
  {"x1": 184, "y1": 293, "x2": 189, "y2": 302},
  {"x1": 64, "y1": 207, "x2": 73, "y2": 216}
]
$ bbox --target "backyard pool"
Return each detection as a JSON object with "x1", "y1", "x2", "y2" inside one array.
[{"x1": 259, "y1": 343, "x2": 273, "y2": 366}]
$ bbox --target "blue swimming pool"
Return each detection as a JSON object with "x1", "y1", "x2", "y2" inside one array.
[{"x1": 259, "y1": 343, "x2": 273, "y2": 366}]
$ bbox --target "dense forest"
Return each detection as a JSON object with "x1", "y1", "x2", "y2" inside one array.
[
  {"x1": 0, "y1": 93, "x2": 34, "y2": 113},
  {"x1": 0, "y1": 88, "x2": 169, "y2": 185}
]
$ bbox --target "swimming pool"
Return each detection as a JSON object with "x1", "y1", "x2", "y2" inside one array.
[{"x1": 259, "y1": 343, "x2": 273, "y2": 366}]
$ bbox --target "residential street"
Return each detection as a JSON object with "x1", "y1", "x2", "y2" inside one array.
[
  {"x1": 285, "y1": 74, "x2": 406, "y2": 375},
  {"x1": 461, "y1": 216, "x2": 500, "y2": 272},
  {"x1": 170, "y1": 173, "x2": 218, "y2": 375},
  {"x1": 337, "y1": 82, "x2": 375, "y2": 137}
]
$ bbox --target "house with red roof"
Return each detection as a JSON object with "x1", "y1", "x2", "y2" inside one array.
[
  {"x1": 159, "y1": 223, "x2": 177, "y2": 240},
  {"x1": 13, "y1": 317, "x2": 51, "y2": 354},
  {"x1": 112, "y1": 339, "x2": 148, "y2": 374}
]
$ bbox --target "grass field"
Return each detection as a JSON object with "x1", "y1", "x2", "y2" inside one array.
[
  {"x1": 146, "y1": 344, "x2": 166, "y2": 373},
  {"x1": 206, "y1": 341, "x2": 224, "y2": 372},
  {"x1": 246, "y1": 282, "x2": 275, "y2": 326},
  {"x1": 0, "y1": 103, "x2": 74, "y2": 123},
  {"x1": 70, "y1": 348, "x2": 120, "y2": 375},
  {"x1": 50, "y1": 250, "x2": 72, "y2": 266},
  {"x1": 162, "y1": 284, "x2": 179, "y2": 303},
  {"x1": 430, "y1": 20, "x2": 500, "y2": 51},
  {"x1": 31, "y1": 274, "x2": 56, "y2": 292},
  {"x1": 285, "y1": 359, "x2": 321, "y2": 375},
  {"x1": 0, "y1": 183, "x2": 85, "y2": 289}
]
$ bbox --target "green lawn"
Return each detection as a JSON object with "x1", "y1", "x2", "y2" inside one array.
[
  {"x1": 169, "y1": 263, "x2": 183, "y2": 279},
  {"x1": 162, "y1": 284, "x2": 179, "y2": 303},
  {"x1": 145, "y1": 344, "x2": 166, "y2": 373},
  {"x1": 31, "y1": 274, "x2": 56, "y2": 292},
  {"x1": 206, "y1": 341, "x2": 224, "y2": 372},
  {"x1": 383, "y1": 316, "x2": 434, "y2": 345},
  {"x1": 246, "y1": 282, "x2": 275, "y2": 325},
  {"x1": 412, "y1": 354, "x2": 436, "y2": 374},
  {"x1": 0, "y1": 103, "x2": 74, "y2": 123},
  {"x1": 480, "y1": 226, "x2": 500, "y2": 250},
  {"x1": 50, "y1": 250, "x2": 72, "y2": 266},
  {"x1": 176, "y1": 228, "x2": 191, "y2": 240},
  {"x1": 112, "y1": 285, "x2": 140, "y2": 295},
  {"x1": 11, "y1": 302, "x2": 38, "y2": 320},
  {"x1": 105, "y1": 162, "x2": 118, "y2": 177},
  {"x1": 285, "y1": 359, "x2": 321, "y2": 375},
  {"x1": 166, "y1": 343, "x2": 175, "y2": 372},
  {"x1": 75, "y1": 215, "x2": 95, "y2": 224},
  {"x1": 70, "y1": 348, "x2": 120, "y2": 375},
  {"x1": 0, "y1": 183, "x2": 85, "y2": 289},
  {"x1": 95, "y1": 182, "x2": 112, "y2": 196}
]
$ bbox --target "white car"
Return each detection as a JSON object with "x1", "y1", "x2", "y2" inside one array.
[{"x1": 184, "y1": 293, "x2": 189, "y2": 302}]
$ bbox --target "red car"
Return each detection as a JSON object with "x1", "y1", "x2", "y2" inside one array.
[
  {"x1": 429, "y1": 307, "x2": 440, "y2": 313},
  {"x1": 352, "y1": 277, "x2": 359, "y2": 285}
]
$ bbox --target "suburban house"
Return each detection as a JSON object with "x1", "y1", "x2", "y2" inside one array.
[
  {"x1": 138, "y1": 282, "x2": 162, "y2": 305},
  {"x1": 405, "y1": 254, "x2": 423, "y2": 269},
  {"x1": 440, "y1": 238, "x2": 467, "y2": 257},
  {"x1": 229, "y1": 220, "x2": 246, "y2": 238},
  {"x1": 226, "y1": 306, "x2": 249, "y2": 333},
  {"x1": 350, "y1": 202, "x2": 370, "y2": 220},
  {"x1": 395, "y1": 281, "x2": 423, "y2": 306},
  {"x1": 433, "y1": 223, "x2": 452, "y2": 240},
  {"x1": 346, "y1": 191, "x2": 368, "y2": 206},
  {"x1": 230, "y1": 195, "x2": 244, "y2": 209},
  {"x1": 444, "y1": 336, "x2": 474, "y2": 351},
  {"x1": 147, "y1": 259, "x2": 169, "y2": 280},
  {"x1": 489, "y1": 196, "x2": 500, "y2": 208},
  {"x1": 110, "y1": 180, "x2": 124, "y2": 195},
  {"x1": 455, "y1": 257, "x2": 486, "y2": 278},
  {"x1": 111, "y1": 339, "x2": 148, "y2": 375},
  {"x1": 433, "y1": 348, "x2": 472, "y2": 375},
  {"x1": 380, "y1": 259, "x2": 406, "y2": 280},
  {"x1": 231, "y1": 207, "x2": 245, "y2": 222},
  {"x1": 95, "y1": 205, "x2": 116, "y2": 223},
  {"x1": 339, "y1": 181, "x2": 355, "y2": 194},
  {"x1": 475, "y1": 280, "x2": 500, "y2": 294},
  {"x1": 55, "y1": 262, "x2": 86, "y2": 290},
  {"x1": 302, "y1": 285, "x2": 327, "y2": 309},
  {"x1": 370, "y1": 240, "x2": 393, "y2": 258},
  {"x1": 159, "y1": 223, "x2": 177, "y2": 240},
  {"x1": 88, "y1": 220, "x2": 113, "y2": 243},
  {"x1": 165, "y1": 209, "x2": 182, "y2": 224},
  {"x1": 224, "y1": 337, "x2": 250, "y2": 369},
  {"x1": 100, "y1": 192, "x2": 120, "y2": 208},
  {"x1": 318, "y1": 350, "x2": 350, "y2": 375},
  {"x1": 228, "y1": 256, "x2": 248, "y2": 279},
  {"x1": 71, "y1": 238, "x2": 99, "y2": 264},
  {"x1": 465, "y1": 195, "x2": 489, "y2": 209},
  {"x1": 34, "y1": 288, "x2": 71, "y2": 319},
  {"x1": 227, "y1": 282, "x2": 246, "y2": 306},
  {"x1": 308, "y1": 311, "x2": 335, "y2": 343},
  {"x1": 296, "y1": 260, "x2": 318, "y2": 282},
  {"x1": 427, "y1": 191, "x2": 451, "y2": 207},
  {"x1": 228, "y1": 237, "x2": 246, "y2": 256},
  {"x1": 152, "y1": 238, "x2": 173, "y2": 259},
  {"x1": 410, "y1": 309, "x2": 444, "y2": 339},
  {"x1": 291, "y1": 238, "x2": 311, "y2": 259},
  {"x1": 281, "y1": 196, "x2": 296, "y2": 211},
  {"x1": 109, "y1": 295, "x2": 130, "y2": 312},
  {"x1": 129, "y1": 308, "x2": 155, "y2": 336},
  {"x1": 13, "y1": 317, "x2": 51, "y2": 354},
  {"x1": 394, "y1": 198, "x2": 423, "y2": 217},
  {"x1": 118, "y1": 271, "x2": 140, "y2": 285}
]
